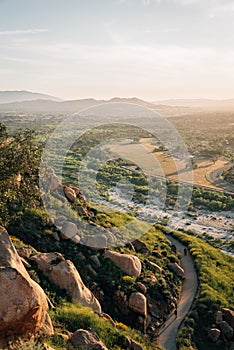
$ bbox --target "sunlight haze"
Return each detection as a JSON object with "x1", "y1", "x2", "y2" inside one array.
[{"x1": 1, "y1": 0, "x2": 234, "y2": 100}]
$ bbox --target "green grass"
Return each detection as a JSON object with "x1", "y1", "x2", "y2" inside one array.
[
  {"x1": 170, "y1": 230, "x2": 234, "y2": 350},
  {"x1": 7, "y1": 336, "x2": 44, "y2": 350},
  {"x1": 49, "y1": 302, "x2": 160, "y2": 350}
]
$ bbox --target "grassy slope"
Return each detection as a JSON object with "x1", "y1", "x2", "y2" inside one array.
[{"x1": 170, "y1": 230, "x2": 234, "y2": 350}]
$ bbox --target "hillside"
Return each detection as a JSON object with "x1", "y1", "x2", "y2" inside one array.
[
  {"x1": 0, "y1": 96, "x2": 191, "y2": 115},
  {"x1": 0, "y1": 90, "x2": 61, "y2": 104},
  {"x1": 0, "y1": 122, "x2": 233, "y2": 350},
  {"x1": 154, "y1": 98, "x2": 234, "y2": 110}
]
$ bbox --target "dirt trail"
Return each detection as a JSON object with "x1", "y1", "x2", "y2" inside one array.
[{"x1": 157, "y1": 236, "x2": 198, "y2": 350}]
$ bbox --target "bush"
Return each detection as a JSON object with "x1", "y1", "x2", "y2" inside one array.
[
  {"x1": 51, "y1": 302, "x2": 157, "y2": 350},
  {"x1": 8, "y1": 336, "x2": 44, "y2": 350}
]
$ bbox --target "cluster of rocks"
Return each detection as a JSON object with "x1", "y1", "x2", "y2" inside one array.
[
  {"x1": 207, "y1": 308, "x2": 234, "y2": 348},
  {"x1": 57, "y1": 328, "x2": 144, "y2": 350},
  {"x1": 31, "y1": 252, "x2": 102, "y2": 314},
  {"x1": 45, "y1": 181, "x2": 128, "y2": 249},
  {"x1": 0, "y1": 170, "x2": 186, "y2": 348},
  {"x1": 0, "y1": 227, "x2": 146, "y2": 349},
  {"x1": 0, "y1": 227, "x2": 53, "y2": 348}
]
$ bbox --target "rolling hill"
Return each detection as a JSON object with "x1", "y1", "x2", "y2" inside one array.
[{"x1": 0, "y1": 90, "x2": 62, "y2": 104}]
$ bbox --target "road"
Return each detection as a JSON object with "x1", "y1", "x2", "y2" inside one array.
[{"x1": 207, "y1": 166, "x2": 234, "y2": 193}]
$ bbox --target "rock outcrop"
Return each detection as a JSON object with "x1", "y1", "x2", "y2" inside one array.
[
  {"x1": 64, "y1": 186, "x2": 77, "y2": 203},
  {"x1": 0, "y1": 227, "x2": 52, "y2": 347},
  {"x1": 69, "y1": 329, "x2": 108, "y2": 349},
  {"x1": 223, "y1": 308, "x2": 234, "y2": 328},
  {"x1": 131, "y1": 239, "x2": 149, "y2": 254},
  {"x1": 31, "y1": 252, "x2": 101, "y2": 313},
  {"x1": 145, "y1": 259, "x2": 163, "y2": 274},
  {"x1": 208, "y1": 328, "x2": 221, "y2": 342},
  {"x1": 104, "y1": 250, "x2": 141, "y2": 277},
  {"x1": 82, "y1": 234, "x2": 108, "y2": 249},
  {"x1": 168, "y1": 262, "x2": 184, "y2": 278},
  {"x1": 129, "y1": 292, "x2": 147, "y2": 317},
  {"x1": 60, "y1": 221, "x2": 79, "y2": 240}
]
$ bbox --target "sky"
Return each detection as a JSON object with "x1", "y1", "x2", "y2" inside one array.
[{"x1": 0, "y1": 0, "x2": 234, "y2": 100}]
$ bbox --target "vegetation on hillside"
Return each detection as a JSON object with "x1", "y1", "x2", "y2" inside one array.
[
  {"x1": 168, "y1": 229, "x2": 234, "y2": 350},
  {"x1": 223, "y1": 165, "x2": 234, "y2": 185},
  {"x1": 0, "y1": 120, "x2": 233, "y2": 350}
]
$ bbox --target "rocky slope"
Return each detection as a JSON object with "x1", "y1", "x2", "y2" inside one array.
[{"x1": 0, "y1": 177, "x2": 185, "y2": 349}]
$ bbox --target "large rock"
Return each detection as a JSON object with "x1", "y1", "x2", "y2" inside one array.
[
  {"x1": 168, "y1": 262, "x2": 184, "y2": 278},
  {"x1": 208, "y1": 328, "x2": 221, "y2": 342},
  {"x1": 69, "y1": 329, "x2": 108, "y2": 349},
  {"x1": 223, "y1": 308, "x2": 234, "y2": 328},
  {"x1": 104, "y1": 251, "x2": 141, "y2": 277},
  {"x1": 64, "y1": 186, "x2": 77, "y2": 203},
  {"x1": 82, "y1": 234, "x2": 107, "y2": 249},
  {"x1": 131, "y1": 239, "x2": 149, "y2": 254},
  {"x1": 220, "y1": 321, "x2": 233, "y2": 340},
  {"x1": 31, "y1": 252, "x2": 101, "y2": 314},
  {"x1": 60, "y1": 221, "x2": 78, "y2": 240},
  {"x1": 47, "y1": 169, "x2": 61, "y2": 191},
  {"x1": 129, "y1": 292, "x2": 147, "y2": 317},
  {"x1": 145, "y1": 259, "x2": 163, "y2": 274},
  {"x1": 0, "y1": 227, "x2": 52, "y2": 346}
]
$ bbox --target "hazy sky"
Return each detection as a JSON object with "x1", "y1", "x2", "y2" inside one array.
[{"x1": 1, "y1": 0, "x2": 234, "y2": 100}]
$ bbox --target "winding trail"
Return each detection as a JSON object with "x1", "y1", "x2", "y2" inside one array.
[
  {"x1": 157, "y1": 236, "x2": 198, "y2": 350},
  {"x1": 207, "y1": 166, "x2": 234, "y2": 193}
]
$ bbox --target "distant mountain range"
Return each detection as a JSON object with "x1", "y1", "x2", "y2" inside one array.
[
  {"x1": 155, "y1": 98, "x2": 234, "y2": 108},
  {"x1": 0, "y1": 95, "x2": 190, "y2": 116},
  {"x1": 0, "y1": 90, "x2": 62, "y2": 104},
  {"x1": 0, "y1": 91, "x2": 234, "y2": 115}
]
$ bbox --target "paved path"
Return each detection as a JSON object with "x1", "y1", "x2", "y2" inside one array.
[{"x1": 157, "y1": 236, "x2": 198, "y2": 350}]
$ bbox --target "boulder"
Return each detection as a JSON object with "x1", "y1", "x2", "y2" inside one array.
[
  {"x1": 104, "y1": 251, "x2": 141, "y2": 277},
  {"x1": 82, "y1": 235, "x2": 107, "y2": 249},
  {"x1": 220, "y1": 321, "x2": 233, "y2": 340},
  {"x1": 223, "y1": 308, "x2": 234, "y2": 328},
  {"x1": 208, "y1": 328, "x2": 221, "y2": 342},
  {"x1": 135, "y1": 282, "x2": 147, "y2": 295},
  {"x1": 101, "y1": 313, "x2": 116, "y2": 327},
  {"x1": 144, "y1": 272, "x2": 157, "y2": 285},
  {"x1": 56, "y1": 333, "x2": 71, "y2": 342},
  {"x1": 69, "y1": 329, "x2": 108, "y2": 349},
  {"x1": 60, "y1": 221, "x2": 78, "y2": 240},
  {"x1": 129, "y1": 292, "x2": 147, "y2": 317},
  {"x1": 76, "y1": 205, "x2": 89, "y2": 217},
  {"x1": 16, "y1": 246, "x2": 36, "y2": 259},
  {"x1": 131, "y1": 239, "x2": 150, "y2": 254},
  {"x1": 70, "y1": 235, "x2": 81, "y2": 244},
  {"x1": 168, "y1": 262, "x2": 184, "y2": 278},
  {"x1": 130, "y1": 339, "x2": 144, "y2": 350},
  {"x1": 48, "y1": 171, "x2": 61, "y2": 191},
  {"x1": 0, "y1": 227, "x2": 52, "y2": 346},
  {"x1": 64, "y1": 186, "x2": 77, "y2": 202},
  {"x1": 145, "y1": 259, "x2": 163, "y2": 274},
  {"x1": 31, "y1": 252, "x2": 101, "y2": 314}
]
